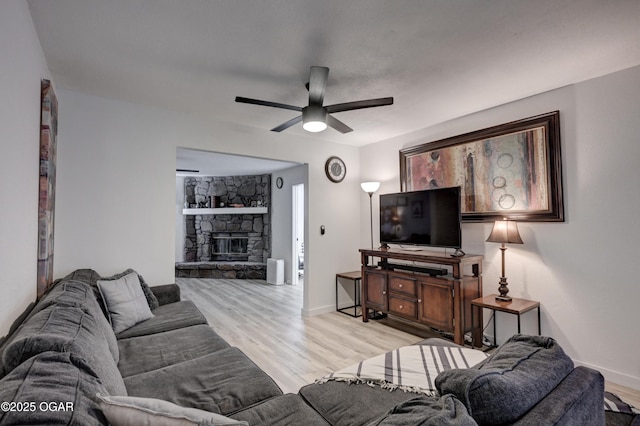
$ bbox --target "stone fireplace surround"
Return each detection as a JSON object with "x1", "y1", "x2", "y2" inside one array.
[{"x1": 177, "y1": 175, "x2": 270, "y2": 279}]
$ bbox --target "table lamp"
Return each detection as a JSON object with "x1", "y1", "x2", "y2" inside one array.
[{"x1": 486, "y1": 218, "x2": 523, "y2": 302}]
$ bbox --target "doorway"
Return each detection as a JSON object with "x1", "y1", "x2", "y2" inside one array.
[{"x1": 291, "y1": 184, "x2": 304, "y2": 285}]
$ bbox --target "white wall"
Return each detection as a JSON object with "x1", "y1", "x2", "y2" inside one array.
[
  {"x1": 54, "y1": 90, "x2": 361, "y2": 315},
  {"x1": 360, "y1": 65, "x2": 640, "y2": 389},
  {"x1": 54, "y1": 93, "x2": 178, "y2": 284},
  {"x1": 0, "y1": 1, "x2": 52, "y2": 336},
  {"x1": 270, "y1": 164, "x2": 308, "y2": 285}
]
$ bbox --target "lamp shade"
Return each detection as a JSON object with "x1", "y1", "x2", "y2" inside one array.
[
  {"x1": 486, "y1": 219, "x2": 523, "y2": 244},
  {"x1": 360, "y1": 181, "x2": 381, "y2": 194}
]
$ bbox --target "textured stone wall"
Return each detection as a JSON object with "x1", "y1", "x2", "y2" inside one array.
[
  {"x1": 185, "y1": 175, "x2": 270, "y2": 208},
  {"x1": 184, "y1": 175, "x2": 271, "y2": 263}
]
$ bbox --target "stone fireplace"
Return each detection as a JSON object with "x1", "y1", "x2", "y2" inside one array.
[{"x1": 177, "y1": 174, "x2": 271, "y2": 279}]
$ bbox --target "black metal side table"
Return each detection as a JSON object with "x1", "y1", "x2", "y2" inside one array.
[{"x1": 336, "y1": 271, "x2": 362, "y2": 317}]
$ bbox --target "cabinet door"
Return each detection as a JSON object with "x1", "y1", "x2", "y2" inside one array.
[
  {"x1": 364, "y1": 270, "x2": 387, "y2": 311},
  {"x1": 419, "y1": 280, "x2": 453, "y2": 331}
]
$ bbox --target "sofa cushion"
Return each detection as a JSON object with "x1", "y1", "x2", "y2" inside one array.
[
  {"x1": 97, "y1": 272, "x2": 154, "y2": 334},
  {"x1": 150, "y1": 283, "x2": 182, "y2": 306},
  {"x1": 55, "y1": 268, "x2": 109, "y2": 315},
  {"x1": 30, "y1": 279, "x2": 119, "y2": 363},
  {"x1": 2, "y1": 305, "x2": 127, "y2": 396},
  {"x1": 100, "y1": 268, "x2": 160, "y2": 310},
  {"x1": 299, "y1": 380, "x2": 419, "y2": 426},
  {"x1": 124, "y1": 347, "x2": 282, "y2": 415},
  {"x1": 115, "y1": 300, "x2": 207, "y2": 339},
  {"x1": 366, "y1": 395, "x2": 477, "y2": 426},
  {"x1": 0, "y1": 305, "x2": 37, "y2": 380},
  {"x1": 435, "y1": 334, "x2": 574, "y2": 425},
  {"x1": 230, "y1": 393, "x2": 331, "y2": 426},
  {"x1": 0, "y1": 351, "x2": 108, "y2": 425},
  {"x1": 511, "y1": 366, "x2": 605, "y2": 426},
  {"x1": 55, "y1": 268, "x2": 103, "y2": 288},
  {"x1": 96, "y1": 394, "x2": 248, "y2": 426},
  {"x1": 117, "y1": 324, "x2": 230, "y2": 377},
  {"x1": 36, "y1": 278, "x2": 102, "y2": 315}
]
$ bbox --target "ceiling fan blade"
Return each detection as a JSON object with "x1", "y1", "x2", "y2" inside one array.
[
  {"x1": 271, "y1": 115, "x2": 303, "y2": 132},
  {"x1": 308, "y1": 66, "x2": 329, "y2": 106},
  {"x1": 325, "y1": 97, "x2": 394, "y2": 114},
  {"x1": 235, "y1": 96, "x2": 302, "y2": 112},
  {"x1": 326, "y1": 115, "x2": 353, "y2": 134}
]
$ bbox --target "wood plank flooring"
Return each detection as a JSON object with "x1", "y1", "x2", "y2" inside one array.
[
  {"x1": 176, "y1": 278, "x2": 640, "y2": 408},
  {"x1": 177, "y1": 278, "x2": 427, "y2": 393}
]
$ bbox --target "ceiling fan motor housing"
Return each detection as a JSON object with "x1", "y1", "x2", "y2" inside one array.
[{"x1": 302, "y1": 105, "x2": 328, "y2": 132}]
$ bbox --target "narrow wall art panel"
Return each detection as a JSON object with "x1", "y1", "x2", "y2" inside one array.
[{"x1": 37, "y1": 79, "x2": 58, "y2": 297}]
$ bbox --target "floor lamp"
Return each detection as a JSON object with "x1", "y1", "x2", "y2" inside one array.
[
  {"x1": 360, "y1": 182, "x2": 381, "y2": 249},
  {"x1": 486, "y1": 218, "x2": 524, "y2": 302}
]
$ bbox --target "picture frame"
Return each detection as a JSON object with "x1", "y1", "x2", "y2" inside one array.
[
  {"x1": 37, "y1": 79, "x2": 58, "y2": 297},
  {"x1": 400, "y1": 111, "x2": 564, "y2": 222}
]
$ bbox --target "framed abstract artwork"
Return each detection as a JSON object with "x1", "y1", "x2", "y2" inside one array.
[
  {"x1": 37, "y1": 79, "x2": 58, "y2": 297},
  {"x1": 400, "y1": 111, "x2": 564, "y2": 222}
]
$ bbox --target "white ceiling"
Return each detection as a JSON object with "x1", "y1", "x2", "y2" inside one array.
[{"x1": 28, "y1": 0, "x2": 640, "y2": 151}]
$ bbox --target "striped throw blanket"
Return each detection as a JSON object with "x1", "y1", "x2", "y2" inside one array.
[
  {"x1": 317, "y1": 344, "x2": 488, "y2": 396},
  {"x1": 604, "y1": 391, "x2": 640, "y2": 415}
]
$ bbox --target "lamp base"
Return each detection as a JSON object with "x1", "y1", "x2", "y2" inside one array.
[{"x1": 496, "y1": 276, "x2": 512, "y2": 302}]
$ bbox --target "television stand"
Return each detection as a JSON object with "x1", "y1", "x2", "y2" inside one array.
[
  {"x1": 360, "y1": 248, "x2": 483, "y2": 347},
  {"x1": 378, "y1": 260, "x2": 447, "y2": 277}
]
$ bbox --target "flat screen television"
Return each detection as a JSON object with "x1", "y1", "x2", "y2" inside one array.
[{"x1": 379, "y1": 187, "x2": 462, "y2": 249}]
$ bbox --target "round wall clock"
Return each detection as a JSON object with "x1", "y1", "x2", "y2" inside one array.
[
  {"x1": 276, "y1": 176, "x2": 283, "y2": 189},
  {"x1": 325, "y1": 156, "x2": 346, "y2": 183}
]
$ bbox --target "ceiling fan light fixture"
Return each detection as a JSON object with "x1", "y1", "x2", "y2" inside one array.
[
  {"x1": 302, "y1": 105, "x2": 327, "y2": 132},
  {"x1": 302, "y1": 120, "x2": 327, "y2": 132},
  {"x1": 236, "y1": 66, "x2": 393, "y2": 133}
]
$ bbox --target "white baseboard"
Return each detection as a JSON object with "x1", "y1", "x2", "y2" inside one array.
[
  {"x1": 574, "y1": 359, "x2": 640, "y2": 390},
  {"x1": 301, "y1": 304, "x2": 335, "y2": 317}
]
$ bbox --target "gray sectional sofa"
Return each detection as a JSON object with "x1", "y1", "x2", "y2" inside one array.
[{"x1": 0, "y1": 269, "x2": 605, "y2": 425}]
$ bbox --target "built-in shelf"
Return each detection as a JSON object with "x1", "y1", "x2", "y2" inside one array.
[{"x1": 182, "y1": 207, "x2": 268, "y2": 215}]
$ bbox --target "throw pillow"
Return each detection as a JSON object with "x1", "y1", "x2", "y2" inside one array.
[
  {"x1": 100, "y1": 268, "x2": 160, "y2": 310},
  {"x1": 97, "y1": 272, "x2": 154, "y2": 334},
  {"x1": 435, "y1": 334, "x2": 574, "y2": 425},
  {"x1": 96, "y1": 394, "x2": 249, "y2": 426}
]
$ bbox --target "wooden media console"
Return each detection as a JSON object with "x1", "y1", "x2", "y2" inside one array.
[{"x1": 360, "y1": 248, "x2": 483, "y2": 347}]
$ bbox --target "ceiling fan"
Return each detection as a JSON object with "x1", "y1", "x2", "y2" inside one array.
[{"x1": 235, "y1": 66, "x2": 393, "y2": 134}]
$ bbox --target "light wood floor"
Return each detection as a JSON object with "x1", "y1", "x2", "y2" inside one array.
[{"x1": 176, "y1": 278, "x2": 640, "y2": 408}]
